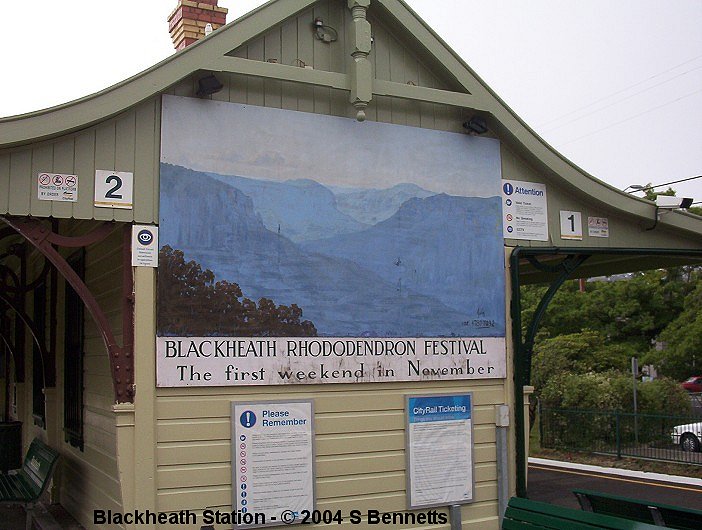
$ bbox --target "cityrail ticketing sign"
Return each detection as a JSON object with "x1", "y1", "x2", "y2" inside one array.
[
  {"x1": 157, "y1": 96, "x2": 507, "y2": 387},
  {"x1": 406, "y1": 393, "x2": 474, "y2": 508}
]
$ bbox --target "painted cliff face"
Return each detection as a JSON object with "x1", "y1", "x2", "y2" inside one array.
[{"x1": 158, "y1": 95, "x2": 505, "y2": 338}]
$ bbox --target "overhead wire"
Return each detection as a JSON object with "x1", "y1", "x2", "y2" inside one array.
[
  {"x1": 555, "y1": 87, "x2": 702, "y2": 147},
  {"x1": 541, "y1": 64, "x2": 702, "y2": 133},
  {"x1": 537, "y1": 53, "x2": 702, "y2": 129}
]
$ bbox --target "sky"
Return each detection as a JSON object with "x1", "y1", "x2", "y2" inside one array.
[{"x1": 2, "y1": 0, "x2": 700, "y2": 202}]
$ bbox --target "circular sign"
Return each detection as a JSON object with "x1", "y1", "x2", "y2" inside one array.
[
  {"x1": 503, "y1": 182, "x2": 514, "y2": 195},
  {"x1": 137, "y1": 229, "x2": 154, "y2": 246},
  {"x1": 240, "y1": 410, "x2": 256, "y2": 428}
]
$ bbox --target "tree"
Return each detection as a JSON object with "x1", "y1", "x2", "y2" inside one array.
[
  {"x1": 646, "y1": 280, "x2": 702, "y2": 380},
  {"x1": 157, "y1": 245, "x2": 317, "y2": 336}
]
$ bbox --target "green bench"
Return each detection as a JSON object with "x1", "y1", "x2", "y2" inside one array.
[
  {"x1": 574, "y1": 488, "x2": 702, "y2": 529},
  {"x1": 0, "y1": 438, "x2": 60, "y2": 530},
  {"x1": 503, "y1": 497, "x2": 661, "y2": 529}
]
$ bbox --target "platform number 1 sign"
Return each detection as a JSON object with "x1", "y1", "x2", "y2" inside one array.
[
  {"x1": 559, "y1": 210, "x2": 583, "y2": 240},
  {"x1": 95, "y1": 170, "x2": 133, "y2": 209}
]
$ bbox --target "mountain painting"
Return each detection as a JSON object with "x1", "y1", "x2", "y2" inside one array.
[{"x1": 158, "y1": 96, "x2": 505, "y2": 339}]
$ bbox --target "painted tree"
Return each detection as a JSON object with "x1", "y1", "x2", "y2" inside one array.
[{"x1": 157, "y1": 245, "x2": 317, "y2": 337}]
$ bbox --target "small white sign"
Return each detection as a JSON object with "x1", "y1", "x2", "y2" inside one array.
[
  {"x1": 131, "y1": 225, "x2": 158, "y2": 267},
  {"x1": 37, "y1": 173, "x2": 78, "y2": 202},
  {"x1": 232, "y1": 401, "x2": 315, "y2": 527},
  {"x1": 560, "y1": 210, "x2": 583, "y2": 240},
  {"x1": 501, "y1": 180, "x2": 549, "y2": 241},
  {"x1": 95, "y1": 170, "x2": 133, "y2": 209},
  {"x1": 588, "y1": 216, "x2": 609, "y2": 238}
]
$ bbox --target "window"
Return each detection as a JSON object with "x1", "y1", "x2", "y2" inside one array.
[
  {"x1": 64, "y1": 250, "x2": 85, "y2": 450},
  {"x1": 32, "y1": 280, "x2": 47, "y2": 428}
]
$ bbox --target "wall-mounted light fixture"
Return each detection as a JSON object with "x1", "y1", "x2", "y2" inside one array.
[
  {"x1": 196, "y1": 74, "x2": 224, "y2": 98},
  {"x1": 463, "y1": 116, "x2": 488, "y2": 135},
  {"x1": 312, "y1": 18, "x2": 338, "y2": 43}
]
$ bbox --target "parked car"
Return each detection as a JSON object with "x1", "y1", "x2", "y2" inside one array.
[
  {"x1": 671, "y1": 422, "x2": 702, "y2": 452},
  {"x1": 681, "y1": 376, "x2": 702, "y2": 393}
]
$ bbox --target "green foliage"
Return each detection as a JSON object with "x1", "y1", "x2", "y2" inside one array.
[
  {"x1": 158, "y1": 245, "x2": 317, "y2": 336},
  {"x1": 540, "y1": 371, "x2": 690, "y2": 416},
  {"x1": 532, "y1": 331, "x2": 631, "y2": 392},
  {"x1": 524, "y1": 266, "x2": 701, "y2": 415},
  {"x1": 637, "y1": 377, "x2": 691, "y2": 415},
  {"x1": 524, "y1": 270, "x2": 689, "y2": 352},
  {"x1": 646, "y1": 280, "x2": 702, "y2": 380}
]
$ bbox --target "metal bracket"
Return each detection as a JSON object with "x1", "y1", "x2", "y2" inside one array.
[
  {"x1": 0, "y1": 291, "x2": 52, "y2": 386},
  {"x1": 522, "y1": 254, "x2": 590, "y2": 382},
  {"x1": 0, "y1": 216, "x2": 134, "y2": 403}
]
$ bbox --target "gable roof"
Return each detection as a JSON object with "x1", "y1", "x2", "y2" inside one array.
[{"x1": 0, "y1": 0, "x2": 700, "y2": 236}]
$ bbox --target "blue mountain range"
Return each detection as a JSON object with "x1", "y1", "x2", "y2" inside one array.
[{"x1": 159, "y1": 163, "x2": 505, "y2": 337}]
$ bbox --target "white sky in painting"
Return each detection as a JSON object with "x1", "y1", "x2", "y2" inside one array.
[{"x1": 161, "y1": 96, "x2": 501, "y2": 197}]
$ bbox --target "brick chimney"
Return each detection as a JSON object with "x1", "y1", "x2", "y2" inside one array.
[{"x1": 168, "y1": 0, "x2": 228, "y2": 50}]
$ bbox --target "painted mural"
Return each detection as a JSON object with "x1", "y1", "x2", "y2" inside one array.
[{"x1": 158, "y1": 95, "x2": 505, "y2": 340}]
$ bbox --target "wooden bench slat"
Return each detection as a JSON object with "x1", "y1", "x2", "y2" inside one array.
[
  {"x1": 505, "y1": 506, "x2": 604, "y2": 530},
  {"x1": 573, "y1": 488, "x2": 702, "y2": 530}
]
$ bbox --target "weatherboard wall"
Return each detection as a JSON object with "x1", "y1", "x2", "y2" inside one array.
[{"x1": 0, "y1": 98, "x2": 161, "y2": 224}]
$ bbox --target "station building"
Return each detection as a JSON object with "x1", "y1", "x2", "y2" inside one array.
[{"x1": 1, "y1": 1, "x2": 701, "y2": 528}]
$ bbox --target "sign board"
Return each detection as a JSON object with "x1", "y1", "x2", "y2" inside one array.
[
  {"x1": 95, "y1": 170, "x2": 133, "y2": 209},
  {"x1": 232, "y1": 400, "x2": 315, "y2": 527},
  {"x1": 157, "y1": 97, "x2": 506, "y2": 387},
  {"x1": 37, "y1": 173, "x2": 78, "y2": 202},
  {"x1": 406, "y1": 393, "x2": 474, "y2": 508},
  {"x1": 588, "y1": 216, "x2": 609, "y2": 238},
  {"x1": 156, "y1": 337, "x2": 505, "y2": 387},
  {"x1": 501, "y1": 180, "x2": 548, "y2": 241},
  {"x1": 559, "y1": 210, "x2": 583, "y2": 240},
  {"x1": 131, "y1": 225, "x2": 159, "y2": 267}
]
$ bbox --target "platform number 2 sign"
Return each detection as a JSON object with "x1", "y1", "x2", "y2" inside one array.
[
  {"x1": 559, "y1": 210, "x2": 583, "y2": 240},
  {"x1": 95, "y1": 170, "x2": 134, "y2": 209}
]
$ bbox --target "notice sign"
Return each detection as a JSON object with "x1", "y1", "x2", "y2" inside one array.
[
  {"x1": 131, "y1": 225, "x2": 159, "y2": 267},
  {"x1": 232, "y1": 401, "x2": 314, "y2": 527},
  {"x1": 501, "y1": 179, "x2": 548, "y2": 241},
  {"x1": 406, "y1": 394, "x2": 473, "y2": 508},
  {"x1": 156, "y1": 337, "x2": 506, "y2": 387},
  {"x1": 37, "y1": 173, "x2": 78, "y2": 202},
  {"x1": 588, "y1": 216, "x2": 609, "y2": 238}
]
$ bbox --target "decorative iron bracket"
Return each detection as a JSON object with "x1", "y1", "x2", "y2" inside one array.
[
  {"x1": 0, "y1": 216, "x2": 134, "y2": 403},
  {"x1": 0, "y1": 292, "x2": 51, "y2": 386}
]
